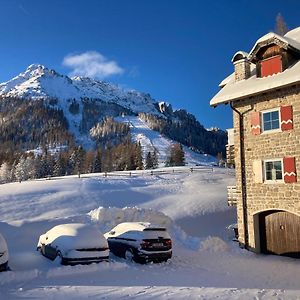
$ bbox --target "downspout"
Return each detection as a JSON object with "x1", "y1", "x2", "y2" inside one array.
[{"x1": 230, "y1": 101, "x2": 254, "y2": 250}]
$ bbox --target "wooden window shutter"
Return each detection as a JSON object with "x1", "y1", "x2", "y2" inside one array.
[
  {"x1": 280, "y1": 106, "x2": 293, "y2": 131},
  {"x1": 261, "y1": 55, "x2": 282, "y2": 77},
  {"x1": 253, "y1": 160, "x2": 263, "y2": 183},
  {"x1": 251, "y1": 112, "x2": 261, "y2": 135},
  {"x1": 283, "y1": 157, "x2": 297, "y2": 183}
]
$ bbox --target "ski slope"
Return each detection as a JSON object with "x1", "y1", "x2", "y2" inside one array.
[{"x1": 116, "y1": 116, "x2": 216, "y2": 166}]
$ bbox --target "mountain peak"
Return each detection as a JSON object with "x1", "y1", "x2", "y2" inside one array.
[
  {"x1": 24, "y1": 64, "x2": 62, "y2": 79},
  {"x1": 26, "y1": 63, "x2": 45, "y2": 71}
]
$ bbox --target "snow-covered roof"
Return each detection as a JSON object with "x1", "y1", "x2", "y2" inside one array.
[
  {"x1": 248, "y1": 32, "x2": 300, "y2": 60},
  {"x1": 211, "y1": 27, "x2": 300, "y2": 106},
  {"x1": 231, "y1": 51, "x2": 248, "y2": 62}
]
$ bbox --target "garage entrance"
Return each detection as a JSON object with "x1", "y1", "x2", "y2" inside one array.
[{"x1": 259, "y1": 210, "x2": 300, "y2": 258}]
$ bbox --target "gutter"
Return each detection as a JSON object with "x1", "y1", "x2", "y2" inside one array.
[{"x1": 230, "y1": 101, "x2": 254, "y2": 250}]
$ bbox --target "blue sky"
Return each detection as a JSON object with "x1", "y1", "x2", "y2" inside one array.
[{"x1": 0, "y1": 0, "x2": 300, "y2": 129}]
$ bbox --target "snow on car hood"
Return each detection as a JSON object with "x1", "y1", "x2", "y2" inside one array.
[{"x1": 39, "y1": 223, "x2": 108, "y2": 250}]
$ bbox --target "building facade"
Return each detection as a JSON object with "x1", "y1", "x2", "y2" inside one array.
[{"x1": 210, "y1": 27, "x2": 300, "y2": 257}]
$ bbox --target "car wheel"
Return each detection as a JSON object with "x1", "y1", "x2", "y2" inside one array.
[
  {"x1": 56, "y1": 251, "x2": 64, "y2": 265},
  {"x1": 124, "y1": 249, "x2": 134, "y2": 262}
]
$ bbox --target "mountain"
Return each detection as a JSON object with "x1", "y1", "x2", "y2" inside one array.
[
  {"x1": 0, "y1": 64, "x2": 226, "y2": 164},
  {"x1": 0, "y1": 64, "x2": 159, "y2": 114}
]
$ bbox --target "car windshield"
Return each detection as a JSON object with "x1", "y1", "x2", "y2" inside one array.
[{"x1": 143, "y1": 228, "x2": 166, "y2": 231}]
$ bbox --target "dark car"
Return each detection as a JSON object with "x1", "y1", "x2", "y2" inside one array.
[
  {"x1": 37, "y1": 223, "x2": 109, "y2": 265},
  {"x1": 105, "y1": 222, "x2": 172, "y2": 264}
]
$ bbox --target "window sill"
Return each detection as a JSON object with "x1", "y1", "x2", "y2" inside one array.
[
  {"x1": 261, "y1": 129, "x2": 281, "y2": 135},
  {"x1": 263, "y1": 180, "x2": 284, "y2": 184}
]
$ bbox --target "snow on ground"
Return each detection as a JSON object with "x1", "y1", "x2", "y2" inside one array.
[{"x1": 0, "y1": 167, "x2": 300, "y2": 299}]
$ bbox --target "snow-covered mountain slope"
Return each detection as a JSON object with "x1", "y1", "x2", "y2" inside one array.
[
  {"x1": 116, "y1": 116, "x2": 216, "y2": 165},
  {"x1": 0, "y1": 64, "x2": 159, "y2": 115},
  {"x1": 0, "y1": 64, "x2": 226, "y2": 161}
]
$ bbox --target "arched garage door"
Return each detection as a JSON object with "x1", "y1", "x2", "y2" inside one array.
[{"x1": 259, "y1": 210, "x2": 300, "y2": 258}]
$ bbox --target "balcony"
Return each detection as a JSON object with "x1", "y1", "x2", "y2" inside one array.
[{"x1": 227, "y1": 185, "x2": 238, "y2": 206}]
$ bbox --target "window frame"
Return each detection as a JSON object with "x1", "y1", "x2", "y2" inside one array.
[
  {"x1": 263, "y1": 158, "x2": 284, "y2": 184},
  {"x1": 261, "y1": 107, "x2": 281, "y2": 134}
]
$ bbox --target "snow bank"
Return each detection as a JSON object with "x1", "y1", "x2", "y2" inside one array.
[
  {"x1": 200, "y1": 236, "x2": 229, "y2": 252},
  {"x1": 88, "y1": 206, "x2": 173, "y2": 232},
  {"x1": 0, "y1": 269, "x2": 39, "y2": 285}
]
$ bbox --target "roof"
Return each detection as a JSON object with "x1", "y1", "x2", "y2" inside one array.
[{"x1": 210, "y1": 27, "x2": 300, "y2": 106}]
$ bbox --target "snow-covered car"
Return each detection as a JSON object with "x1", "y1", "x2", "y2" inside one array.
[
  {"x1": 37, "y1": 223, "x2": 109, "y2": 265},
  {"x1": 0, "y1": 232, "x2": 9, "y2": 271},
  {"x1": 105, "y1": 222, "x2": 172, "y2": 263}
]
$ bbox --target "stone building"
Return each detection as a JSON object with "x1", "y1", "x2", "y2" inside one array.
[{"x1": 210, "y1": 27, "x2": 300, "y2": 258}]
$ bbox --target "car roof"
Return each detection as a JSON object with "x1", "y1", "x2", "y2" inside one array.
[
  {"x1": 42, "y1": 223, "x2": 107, "y2": 250},
  {"x1": 107, "y1": 222, "x2": 166, "y2": 235}
]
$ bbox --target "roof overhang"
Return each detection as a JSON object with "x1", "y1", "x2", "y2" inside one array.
[{"x1": 210, "y1": 60, "x2": 300, "y2": 107}]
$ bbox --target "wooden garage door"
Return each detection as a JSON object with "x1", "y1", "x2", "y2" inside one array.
[{"x1": 263, "y1": 211, "x2": 300, "y2": 257}]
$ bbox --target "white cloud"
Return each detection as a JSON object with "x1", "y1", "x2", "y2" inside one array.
[{"x1": 62, "y1": 51, "x2": 124, "y2": 79}]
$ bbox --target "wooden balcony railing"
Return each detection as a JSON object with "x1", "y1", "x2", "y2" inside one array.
[{"x1": 227, "y1": 185, "x2": 238, "y2": 206}]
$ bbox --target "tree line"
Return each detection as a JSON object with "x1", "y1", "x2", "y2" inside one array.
[{"x1": 0, "y1": 140, "x2": 185, "y2": 184}]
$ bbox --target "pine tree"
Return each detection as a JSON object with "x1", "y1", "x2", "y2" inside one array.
[
  {"x1": 70, "y1": 146, "x2": 86, "y2": 176},
  {"x1": 53, "y1": 154, "x2": 66, "y2": 177},
  {"x1": 134, "y1": 141, "x2": 144, "y2": 170},
  {"x1": 0, "y1": 162, "x2": 11, "y2": 184},
  {"x1": 94, "y1": 149, "x2": 102, "y2": 173},
  {"x1": 25, "y1": 156, "x2": 36, "y2": 179},
  {"x1": 152, "y1": 150, "x2": 158, "y2": 169},
  {"x1": 14, "y1": 157, "x2": 28, "y2": 182},
  {"x1": 145, "y1": 152, "x2": 153, "y2": 169},
  {"x1": 165, "y1": 143, "x2": 185, "y2": 167},
  {"x1": 275, "y1": 13, "x2": 288, "y2": 35}
]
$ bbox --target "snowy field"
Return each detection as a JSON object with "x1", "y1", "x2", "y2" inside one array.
[{"x1": 0, "y1": 168, "x2": 300, "y2": 299}]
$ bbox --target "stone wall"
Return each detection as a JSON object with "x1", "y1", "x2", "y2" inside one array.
[
  {"x1": 232, "y1": 84, "x2": 300, "y2": 252},
  {"x1": 234, "y1": 59, "x2": 251, "y2": 81}
]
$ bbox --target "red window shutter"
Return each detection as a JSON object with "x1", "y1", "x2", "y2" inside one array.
[
  {"x1": 280, "y1": 106, "x2": 293, "y2": 131},
  {"x1": 283, "y1": 157, "x2": 297, "y2": 183},
  {"x1": 251, "y1": 112, "x2": 261, "y2": 135},
  {"x1": 261, "y1": 55, "x2": 282, "y2": 77}
]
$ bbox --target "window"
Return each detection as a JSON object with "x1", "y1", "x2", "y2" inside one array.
[
  {"x1": 262, "y1": 109, "x2": 280, "y2": 132},
  {"x1": 264, "y1": 159, "x2": 283, "y2": 182}
]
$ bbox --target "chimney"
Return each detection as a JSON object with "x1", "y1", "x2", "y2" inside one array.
[{"x1": 232, "y1": 51, "x2": 251, "y2": 82}]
